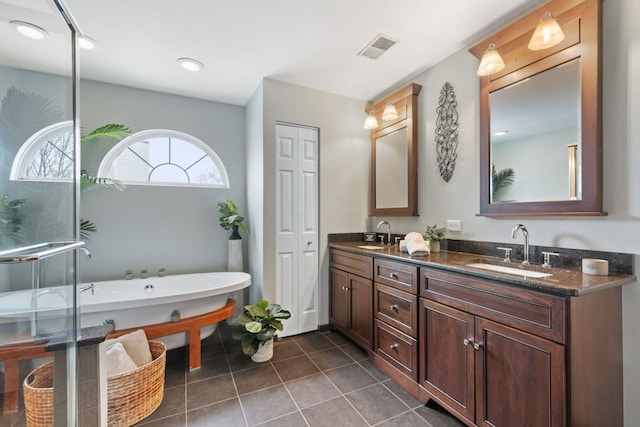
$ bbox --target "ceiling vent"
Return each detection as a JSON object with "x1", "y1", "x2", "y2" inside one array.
[{"x1": 358, "y1": 34, "x2": 398, "y2": 60}]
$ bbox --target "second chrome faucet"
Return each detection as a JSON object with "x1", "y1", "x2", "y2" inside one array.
[{"x1": 511, "y1": 224, "x2": 530, "y2": 265}]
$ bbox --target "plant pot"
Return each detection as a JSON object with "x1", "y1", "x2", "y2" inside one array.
[
  {"x1": 171, "y1": 314, "x2": 180, "y2": 323},
  {"x1": 251, "y1": 338, "x2": 274, "y2": 363},
  {"x1": 430, "y1": 241, "x2": 441, "y2": 253},
  {"x1": 125, "y1": 274, "x2": 133, "y2": 280},
  {"x1": 158, "y1": 271, "x2": 166, "y2": 277},
  {"x1": 140, "y1": 273, "x2": 148, "y2": 279}
]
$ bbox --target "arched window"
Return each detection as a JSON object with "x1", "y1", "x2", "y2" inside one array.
[
  {"x1": 10, "y1": 120, "x2": 74, "y2": 181},
  {"x1": 97, "y1": 129, "x2": 229, "y2": 188}
]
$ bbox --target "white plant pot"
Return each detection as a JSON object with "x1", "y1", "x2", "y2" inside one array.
[
  {"x1": 430, "y1": 241, "x2": 441, "y2": 253},
  {"x1": 251, "y1": 338, "x2": 274, "y2": 362}
]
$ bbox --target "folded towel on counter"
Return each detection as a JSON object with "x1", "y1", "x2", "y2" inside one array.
[
  {"x1": 404, "y1": 232, "x2": 430, "y2": 256},
  {"x1": 104, "y1": 329, "x2": 152, "y2": 367}
]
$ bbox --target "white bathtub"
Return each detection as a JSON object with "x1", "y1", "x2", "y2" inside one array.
[
  {"x1": 79, "y1": 271, "x2": 251, "y2": 349},
  {"x1": 0, "y1": 272, "x2": 251, "y2": 350}
]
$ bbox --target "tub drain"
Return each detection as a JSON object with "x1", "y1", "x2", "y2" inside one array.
[{"x1": 143, "y1": 284, "x2": 155, "y2": 294}]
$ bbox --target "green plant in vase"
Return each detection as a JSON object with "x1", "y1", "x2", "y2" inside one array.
[
  {"x1": 217, "y1": 199, "x2": 248, "y2": 237},
  {"x1": 425, "y1": 224, "x2": 448, "y2": 253}
]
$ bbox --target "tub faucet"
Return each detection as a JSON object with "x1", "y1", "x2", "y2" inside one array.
[
  {"x1": 511, "y1": 224, "x2": 530, "y2": 265},
  {"x1": 79, "y1": 247, "x2": 92, "y2": 258},
  {"x1": 377, "y1": 220, "x2": 391, "y2": 245},
  {"x1": 80, "y1": 284, "x2": 95, "y2": 295}
]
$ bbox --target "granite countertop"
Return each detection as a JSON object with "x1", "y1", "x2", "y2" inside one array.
[{"x1": 329, "y1": 241, "x2": 636, "y2": 296}]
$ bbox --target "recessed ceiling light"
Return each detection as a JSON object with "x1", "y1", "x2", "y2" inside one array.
[
  {"x1": 79, "y1": 36, "x2": 96, "y2": 50},
  {"x1": 177, "y1": 57, "x2": 204, "y2": 72},
  {"x1": 494, "y1": 131, "x2": 508, "y2": 136},
  {"x1": 10, "y1": 20, "x2": 48, "y2": 40}
]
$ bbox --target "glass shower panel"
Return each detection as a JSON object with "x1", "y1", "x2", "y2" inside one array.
[{"x1": 0, "y1": 0, "x2": 80, "y2": 425}]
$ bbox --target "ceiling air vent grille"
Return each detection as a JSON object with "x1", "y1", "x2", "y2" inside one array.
[{"x1": 358, "y1": 34, "x2": 398, "y2": 60}]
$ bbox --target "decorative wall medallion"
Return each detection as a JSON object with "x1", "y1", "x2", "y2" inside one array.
[{"x1": 435, "y1": 82, "x2": 459, "y2": 182}]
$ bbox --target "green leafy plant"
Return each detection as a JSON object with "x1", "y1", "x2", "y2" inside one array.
[
  {"x1": 491, "y1": 164, "x2": 516, "y2": 201},
  {"x1": 125, "y1": 269, "x2": 133, "y2": 276},
  {"x1": 217, "y1": 199, "x2": 248, "y2": 233},
  {"x1": 171, "y1": 309, "x2": 180, "y2": 316},
  {"x1": 231, "y1": 300, "x2": 291, "y2": 356},
  {"x1": 425, "y1": 224, "x2": 447, "y2": 242},
  {"x1": 103, "y1": 319, "x2": 115, "y2": 328},
  {"x1": 140, "y1": 269, "x2": 148, "y2": 274},
  {"x1": 159, "y1": 268, "x2": 166, "y2": 273}
]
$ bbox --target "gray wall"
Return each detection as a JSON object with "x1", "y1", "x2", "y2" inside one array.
[{"x1": 79, "y1": 80, "x2": 246, "y2": 281}]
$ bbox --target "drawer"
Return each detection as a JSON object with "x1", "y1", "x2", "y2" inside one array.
[
  {"x1": 421, "y1": 267, "x2": 566, "y2": 343},
  {"x1": 330, "y1": 249, "x2": 373, "y2": 279},
  {"x1": 374, "y1": 283, "x2": 418, "y2": 337},
  {"x1": 374, "y1": 258, "x2": 418, "y2": 293},
  {"x1": 374, "y1": 319, "x2": 418, "y2": 381}
]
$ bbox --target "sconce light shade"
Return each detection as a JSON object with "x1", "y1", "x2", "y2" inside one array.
[
  {"x1": 381, "y1": 103, "x2": 399, "y2": 121},
  {"x1": 477, "y1": 43, "x2": 505, "y2": 76},
  {"x1": 363, "y1": 113, "x2": 379, "y2": 130},
  {"x1": 528, "y1": 11, "x2": 565, "y2": 51}
]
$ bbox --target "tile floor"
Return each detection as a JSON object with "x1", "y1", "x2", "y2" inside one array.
[{"x1": 135, "y1": 324, "x2": 466, "y2": 427}]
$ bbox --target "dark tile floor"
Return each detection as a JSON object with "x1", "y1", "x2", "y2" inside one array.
[{"x1": 135, "y1": 324, "x2": 466, "y2": 427}]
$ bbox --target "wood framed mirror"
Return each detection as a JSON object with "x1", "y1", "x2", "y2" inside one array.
[
  {"x1": 469, "y1": 0, "x2": 604, "y2": 216},
  {"x1": 367, "y1": 83, "x2": 421, "y2": 216}
]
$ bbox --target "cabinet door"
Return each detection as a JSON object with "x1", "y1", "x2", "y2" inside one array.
[
  {"x1": 329, "y1": 267, "x2": 349, "y2": 330},
  {"x1": 420, "y1": 299, "x2": 475, "y2": 423},
  {"x1": 475, "y1": 317, "x2": 565, "y2": 427},
  {"x1": 349, "y1": 273, "x2": 373, "y2": 349}
]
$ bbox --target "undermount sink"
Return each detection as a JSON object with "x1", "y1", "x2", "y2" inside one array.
[
  {"x1": 466, "y1": 262, "x2": 552, "y2": 278},
  {"x1": 357, "y1": 245, "x2": 386, "y2": 250}
]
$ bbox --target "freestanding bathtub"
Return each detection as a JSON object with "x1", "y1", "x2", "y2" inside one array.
[{"x1": 79, "y1": 271, "x2": 251, "y2": 349}]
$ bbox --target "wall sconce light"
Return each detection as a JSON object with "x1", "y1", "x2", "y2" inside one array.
[
  {"x1": 528, "y1": 11, "x2": 565, "y2": 51},
  {"x1": 381, "y1": 102, "x2": 399, "y2": 121},
  {"x1": 363, "y1": 113, "x2": 379, "y2": 130},
  {"x1": 476, "y1": 43, "x2": 505, "y2": 76}
]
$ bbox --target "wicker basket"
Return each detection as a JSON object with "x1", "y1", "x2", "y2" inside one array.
[
  {"x1": 107, "y1": 340, "x2": 166, "y2": 427},
  {"x1": 23, "y1": 340, "x2": 166, "y2": 427},
  {"x1": 23, "y1": 360, "x2": 54, "y2": 427}
]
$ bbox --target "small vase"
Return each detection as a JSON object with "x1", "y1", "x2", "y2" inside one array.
[
  {"x1": 430, "y1": 241, "x2": 441, "y2": 253},
  {"x1": 251, "y1": 338, "x2": 274, "y2": 362}
]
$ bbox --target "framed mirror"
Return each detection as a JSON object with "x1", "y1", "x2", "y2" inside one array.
[
  {"x1": 367, "y1": 83, "x2": 421, "y2": 216},
  {"x1": 470, "y1": 0, "x2": 604, "y2": 216}
]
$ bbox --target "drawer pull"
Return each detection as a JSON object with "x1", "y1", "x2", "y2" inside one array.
[
  {"x1": 389, "y1": 304, "x2": 398, "y2": 311},
  {"x1": 463, "y1": 338, "x2": 471, "y2": 346},
  {"x1": 473, "y1": 342, "x2": 482, "y2": 351},
  {"x1": 389, "y1": 343, "x2": 399, "y2": 350},
  {"x1": 389, "y1": 272, "x2": 398, "y2": 279}
]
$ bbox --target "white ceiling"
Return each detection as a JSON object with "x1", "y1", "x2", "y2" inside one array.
[{"x1": 1, "y1": 0, "x2": 543, "y2": 106}]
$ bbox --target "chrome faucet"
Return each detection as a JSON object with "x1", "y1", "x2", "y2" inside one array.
[
  {"x1": 80, "y1": 284, "x2": 95, "y2": 295},
  {"x1": 511, "y1": 224, "x2": 530, "y2": 265},
  {"x1": 79, "y1": 247, "x2": 92, "y2": 258},
  {"x1": 377, "y1": 220, "x2": 391, "y2": 245}
]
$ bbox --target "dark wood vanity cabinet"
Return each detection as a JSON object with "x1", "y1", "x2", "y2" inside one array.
[
  {"x1": 329, "y1": 250, "x2": 374, "y2": 349},
  {"x1": 329, "y1": 247, "x2": 624, "y2": 427}
]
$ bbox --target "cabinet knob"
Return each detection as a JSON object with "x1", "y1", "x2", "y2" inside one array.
[
  {"x1": 463, "y1": 338, "x2": 471, "y2": 346},
  {"x1": 389, "y1": 304, "x2": 398, "y2": 311},
  {"x1": 473, "y1": 342, "x2": 482, "y2": 351},
  {"x1": 389, "y1": 272, "x2": 398, "y2": 279},
  {"x1": 390, "y1": 343, "x2": 398, "y2": 350}
]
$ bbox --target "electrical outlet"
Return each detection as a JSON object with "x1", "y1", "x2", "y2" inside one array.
[{"x1": 446, "y1": 220, "x2": 462, "y2": 232}]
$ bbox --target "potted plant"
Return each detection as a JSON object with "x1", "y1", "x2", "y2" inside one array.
[
  {"x1": 158, "y1": 267, "x2": 166, "y2": 277},
  {"x1": 103, "y1": 319, "x2": 115, "y2": 330},
  {"x1": 171, "y1": 309, "x2": 180, "y2": 322},
  {"x1": 218, "y1": 199, "x2": 248, "y2": 236},
  {"x1": 140, "y1": 269, "x2": 148, "y2": 279},
  {"x1": 125, "y1": 269, "x2": 134, "y2": 280},
  {"x1": 425, "y1": 224, "x2": 447, "y2": 253},
  {"x1": 231, "y1": 300, "x2": 291, "y2": 362}
]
